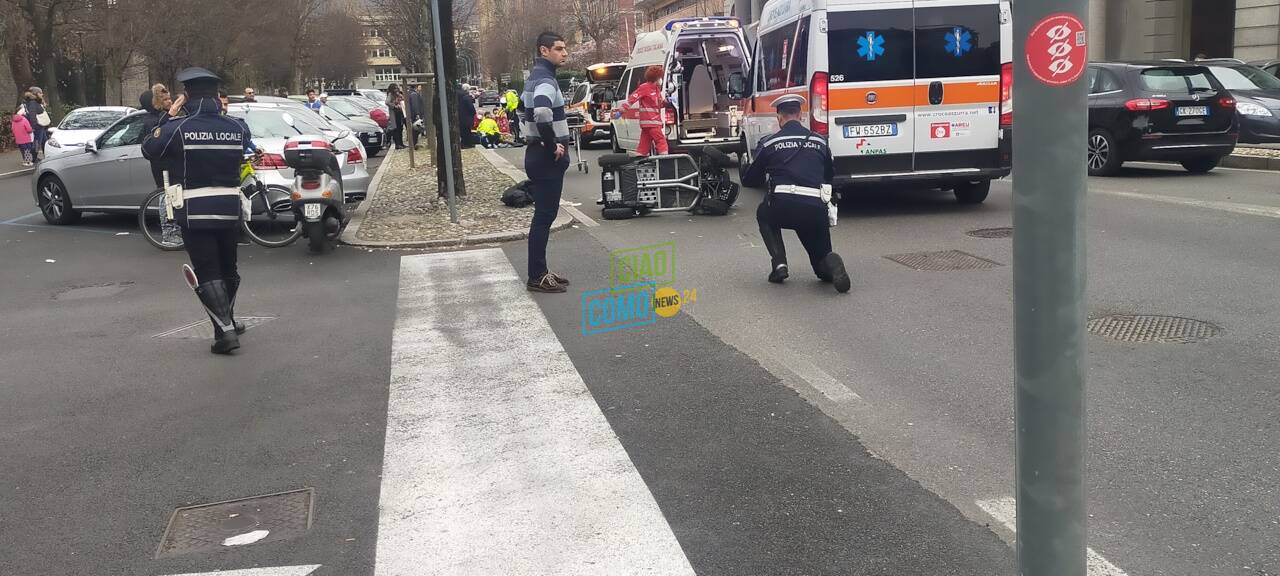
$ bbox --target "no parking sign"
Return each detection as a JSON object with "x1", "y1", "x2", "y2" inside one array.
[{"x1": 1026, "y1": 13, "x2": 1088, "y2": 87}]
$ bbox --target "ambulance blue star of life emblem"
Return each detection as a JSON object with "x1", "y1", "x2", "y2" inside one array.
[
  {"x1": 945, "y1": 27, "x2": 973, "y2": 57},
  {"x1": 857, "y1": 31, "x2": 885, "y2": 62}
]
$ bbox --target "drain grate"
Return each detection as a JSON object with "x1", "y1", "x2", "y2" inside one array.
[
  {"x1": 154, "y1": 316, "x2": 276, "y2": 339},
  {"x1": 967, "y1": 227, "x2": 1013, "y2": 239},
  {"x1": 884, "y1": 250, "x2": 1003, "y2": 271},
  {"x1": 1087, "y1": 314, "x2": 1222, "y2": 343},
  {"x1": 155, "y1": 488, "x2": 314, "y2": 559},
  {"x1": 53, "y1": 282, "x2": 134, "y2": 301}
]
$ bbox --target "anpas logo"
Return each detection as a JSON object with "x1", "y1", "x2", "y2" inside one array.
[
  {"x1": 581, "y1": 282, "x2": 658, "y2": 335},
  {"x1": 611, "y1": 241, "x2": 676, "y2": 287}
]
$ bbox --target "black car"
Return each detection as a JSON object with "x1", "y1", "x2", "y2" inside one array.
[
  {"x1": 1086, "y1": 62, "x2": 1239, "y2": 176},
  {"x1": 1251, "y1": 60, "x2": 1280, "y2": 79},
  {"x1": 1196, "y1": 60, "x2": 1280, "y2": 144}
]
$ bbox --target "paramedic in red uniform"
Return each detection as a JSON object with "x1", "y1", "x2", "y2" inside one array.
[{"x1": 623, "y1": 66, "x2": 668, "y2": 156}]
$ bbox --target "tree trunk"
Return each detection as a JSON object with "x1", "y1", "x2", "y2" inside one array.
[{"x1": 430, "y1": 0, "x2": 467, "y2": 198}]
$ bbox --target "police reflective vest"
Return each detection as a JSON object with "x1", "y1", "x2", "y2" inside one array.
[
  {"x1": 624, "y1": 82, "x2": 665, "y2": 127},
  {"x1": 142, "y1": 98, "x2": 250, "y2": 229}
]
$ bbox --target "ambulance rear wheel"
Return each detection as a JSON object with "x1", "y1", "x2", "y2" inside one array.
[
  {"x1": 954, "y1": 180, "x2": 991, "y2": 205},
  {"x1": 611, "y1": 132, "x2": 623, "y2": 153},
  {"x1": 737, "y1": 138, "x2": 753, "y2": 186}
]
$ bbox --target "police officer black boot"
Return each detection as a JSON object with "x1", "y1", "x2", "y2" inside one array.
[
  {"x1": 820, "y1": 253, "x2": 851, "y2": 294},
  {"x1": 194, "y1": 280, "x2": 241, "y2": 354},
  {"x1": 758, "y1": 210, "x2": 789, "y2": 283},
  {"x1": 225, "y1": 277, "x2": 247, "y2": 335}
]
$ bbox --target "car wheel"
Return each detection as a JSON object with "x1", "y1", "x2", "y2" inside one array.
[
  {"x1": 1087, "y1": 128, "x2": 1122, "y2": 176},
  {"x1": 611, "y1": 132, "x2": 623, "y2": 153},
  {"x1": 37, "y1": 175, "x2": 80, "y2": 225},
  {"x1": 1180, "y1": 157, "x2": 1220, "y2": 174},
  {"x1": 954, "y1": 180, "x2": 991, "y2": 204}
]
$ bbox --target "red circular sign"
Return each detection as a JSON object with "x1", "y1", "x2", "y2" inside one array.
[{"x1": 1026, "y1": 13, "x2": 1088, "y2": 87}]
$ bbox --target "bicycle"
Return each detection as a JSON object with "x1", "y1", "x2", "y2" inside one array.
[{"x1": 138, "y1": 157, "x2": 302, "y2": 250}]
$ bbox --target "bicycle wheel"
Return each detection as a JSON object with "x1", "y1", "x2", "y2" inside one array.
[
  {"x1": 138, "y1": 189, "x2": 185, "y2": 251},
  {"x1": 242, "y1": 184, "x2": 302, "y2": 248}
]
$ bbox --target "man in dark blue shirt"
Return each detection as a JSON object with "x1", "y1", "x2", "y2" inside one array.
[
  {"x1": 742, "y1": 94, "x2": 850, "y2": 293},
  {"x1": 143, "y1": 67, "x2": 253, "y2": 354}
]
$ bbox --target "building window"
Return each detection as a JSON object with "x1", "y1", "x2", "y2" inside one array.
[
  {"x1": 374, "y1": 67, "x2": 400, "y2": 82},
  {"x1": 371, "y1": 48, "x2": 393, "y2": 58}
]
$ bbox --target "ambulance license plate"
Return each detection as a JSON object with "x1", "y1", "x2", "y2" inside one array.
[
  {"x1": 1176, "y1": 106, "x2": 1208, "y2": 117},
  {"x1": 844, "y1": 123, "x2": 898, "y2": 138},
  {"x1": 303, "y1": 203, "x2": 322, "y2": 220}
]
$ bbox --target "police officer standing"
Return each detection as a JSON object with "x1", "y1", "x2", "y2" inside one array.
[
  {"x1": 143, "y1": 68, "x2": 251, "y2": 354},
  {"x1": 741, "y1": 94, "x2": 850, "y2": 293}
]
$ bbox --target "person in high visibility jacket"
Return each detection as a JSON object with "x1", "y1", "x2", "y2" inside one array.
[
  {"x1": 504, "y1": 89, "x2": 521, "y2": 140},
  {"x1": 475, "y1": 111, "x2": 501, "y2": 148},
  {"x1": 623, "y1": 65, "x2": 668, "y2": 156}
]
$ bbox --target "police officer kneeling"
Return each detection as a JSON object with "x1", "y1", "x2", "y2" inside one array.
[
  {"x1": 741, "y1": 94, "x2": 850, "y2": 293},
  {"x1": 143, "y1": 68, "x2": 251, "y2": 354}
]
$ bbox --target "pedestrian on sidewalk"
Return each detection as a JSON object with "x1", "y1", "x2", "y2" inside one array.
[
  {"x1": 143, "y1": 67, "x2": 253, "y2": 355},
  {"x1": 305, "y1": 88, "x2": 322, "y2": 111},
  {"x1": 386, "y1": 84, "x2": 406, "y2": 149},
  {"x1": 741, "y1": 94, "x2": 850, "y2": 293},
  {"x1": 458, "y1": 84, "x2": 477, "y2": 149},
  {"x1": 20, "y1": 91, "x2": 48, "y2": 163},
  {"x1": 504, "y1": 88, "x2": 521, "y2": 141},
  {"x1": 521, "y1": 31, "x2": 573, "y2": 293},
  {"x1": 140, "y1": 84, "x2": 173, "y2": 189},
  {"x1": 11, "y1": 107, "x2": 35, "y2": 166},
  {"x1": 243, "y1": 87, "x2": 257, "y2": 102},
  {"x1": 621, "y1": 65, "x2": 668, "y2": 156}
]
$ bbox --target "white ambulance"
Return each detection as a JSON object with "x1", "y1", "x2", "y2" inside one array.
[
  {"x1": 610, "y1": 17, "x2": 752, "y2": 154},
  {"x1": 733, "y1": 0, "x2": 1013, "y2": 203}
]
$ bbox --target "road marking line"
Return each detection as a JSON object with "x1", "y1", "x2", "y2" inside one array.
[
  {"x1": 777, "y1": 355, "x2": 867, "y2": 405},
  {"x1": 376, "y1": 249, "x2": 695, "y2": 575},
  {"x1": 1095, "y1": 189, "x2": 1280, "y2": 220},
  {"x1": 976, "y1": 497, "x2": 1128, "y2": 576},
  {"x1": 0, "y1": 167, "x2": 34, "y2": 179},
  {"x1": 160, "y1": 565, "x2": 320, "y2": 576},
  {"x1": 1, "y1": 211, "x2": 42, "y2": 225}
]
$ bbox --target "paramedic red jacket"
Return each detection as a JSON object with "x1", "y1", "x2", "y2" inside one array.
[{"x1": 624, "y1": 82, "x2": 665, "y2": 127}]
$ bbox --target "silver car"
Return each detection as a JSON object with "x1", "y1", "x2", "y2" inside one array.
[
  {"x1": 225, "y1": 103, "x2": 372, "y2": 202},
  {"x1": 31, "y1": 106, "x2": 371, "y2": 225}
]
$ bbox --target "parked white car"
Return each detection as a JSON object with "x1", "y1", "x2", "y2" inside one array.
[
  {"x1": 226, "y1": 103, "x2": 372, "y2": 202},
  {"x1": 45, "y1": 106, "x2": 136, "y2": 159}
]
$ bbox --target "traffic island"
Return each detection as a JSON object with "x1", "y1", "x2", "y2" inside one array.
[
  {"x1": 342, "y1": 147, "x2": 573, "y2": 249},
  {"x1": 1223, "y1": 145, "x2": 1280, "y2": 171}
]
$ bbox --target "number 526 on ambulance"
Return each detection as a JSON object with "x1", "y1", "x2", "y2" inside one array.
[{"x1": 733, "y1": 0, "x2": 1013, "y2": 204}]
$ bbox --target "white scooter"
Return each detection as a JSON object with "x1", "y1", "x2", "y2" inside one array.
[{"x1": 282, "y1": 133, "x2": 357, "y2": 253}]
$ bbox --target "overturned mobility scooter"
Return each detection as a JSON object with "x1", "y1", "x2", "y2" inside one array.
[{"x1": 596, "y1": 147, "x2": 740, "y2": 219}]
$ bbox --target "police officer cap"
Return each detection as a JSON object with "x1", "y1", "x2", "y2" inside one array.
[
  {"x1": 176, "y1": 67, "x2": 222, "y2": 86},
  {"x1": 772, "y1": 94, "x2": 806, "y2": 114}
]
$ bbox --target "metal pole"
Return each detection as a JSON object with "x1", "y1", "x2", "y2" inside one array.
[
  {"x1": 429, "y1": 0, "x2": 460, "y2": 223},
  {"x1": 1013, "y1": 1, "x2": 1089, "y2": 575}
]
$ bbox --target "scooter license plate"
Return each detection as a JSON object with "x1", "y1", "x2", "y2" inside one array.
[{"x1": 303, "y1": 203, "x2": 322, "y2": 221}]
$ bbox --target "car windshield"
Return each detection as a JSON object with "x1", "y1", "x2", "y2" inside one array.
[
  {"x1": 335, "y1": 97, "x2": 375, "y2": 112},
  {"x1": 1139, "y1": 68, "x2": 1216, "y2": 94},
  {"x1": 59, "y1": 110, "x2": 126, "y2": 131},
  {"x1": 1206, "y1": 65, "x2": 1280, "y2": 90},
  {"x1": 230, "y1": 109, "x2": 333, "y2": 139},
  {"x1": 326, "y1": 99, "x2": 365, "y2": 116}
]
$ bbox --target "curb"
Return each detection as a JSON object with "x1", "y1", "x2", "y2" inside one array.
[
  {"x1": 341, "y1": 146, "x2": 576, "y2": 249},
  {"x1": 339, "y1": 145, "x2": 396, "y2": 245},
  {"x1": 1221, "y1": 153, "x2": 1280, "y2": 171}
]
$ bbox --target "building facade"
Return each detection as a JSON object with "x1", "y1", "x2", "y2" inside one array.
[
  {"x1": 355, "y1": 17, "x2": 409, "y2": 90},
  {"x1": 637, "y1": 0, "x2": 726, "y2": 32},
  {"x1": 1087, "y1": 0, "x2": 1280, "y2": 62}
]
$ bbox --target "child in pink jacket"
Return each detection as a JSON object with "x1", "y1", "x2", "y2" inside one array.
[{"x1": 11, "y1": 110, "x2": 35, "y2": 166}]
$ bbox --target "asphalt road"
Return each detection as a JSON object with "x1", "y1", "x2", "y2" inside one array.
[{"x1": 0, "y1": 141, "x2": 1277, "y2": 575}]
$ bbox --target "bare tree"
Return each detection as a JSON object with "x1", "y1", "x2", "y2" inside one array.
[
  {"x1": 2, "y1": 0, "x2": 91, "y2": 114},
  {"x1": 308, "y1": 9, "x2": 366, "y2": 86},
  {"x1": 573, "y1": 0, "x2": 621, "y2": 62}
]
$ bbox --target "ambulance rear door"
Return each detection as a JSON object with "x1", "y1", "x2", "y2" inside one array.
[
  {"x1": 912, "y1": 0, "x2": 1003, "y2": 173},
  {"x1": 825, "y1": 0, "x2": 917, "y2": 176}
]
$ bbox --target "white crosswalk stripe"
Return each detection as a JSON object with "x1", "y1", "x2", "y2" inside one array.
[
  {"x1": 374, "y1": 249, "x2": 696, "y2": 575},
  {"x1": 160, "y1": 565, "x2": 320, "y2": 576}
]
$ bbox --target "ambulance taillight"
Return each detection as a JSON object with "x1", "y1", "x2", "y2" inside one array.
[
  {"x1": 810, "y1": 71, "x2": 829, "y2": 136},
  {"x1": 1000, "y1": 63, "x2": 1013, "y2": 128}
]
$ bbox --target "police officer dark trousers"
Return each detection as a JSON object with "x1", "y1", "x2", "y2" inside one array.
[
  {"x1": 521, "y1": 32, "x2": 574, "y2": 293},
  {"x1": 143, "y1": 68, "x2": 252, "y2": 354},
  {"x1": 741, "y1": 95, "x2": 850, "y2": 294}
]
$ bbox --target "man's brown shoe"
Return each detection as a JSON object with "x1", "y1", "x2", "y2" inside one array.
[
  {"x1": 527, "y1": 274, "x2": 567, "y2": 293},
  {"x1": 548, "y1": 271, "x2": 570, "y2": 286}
]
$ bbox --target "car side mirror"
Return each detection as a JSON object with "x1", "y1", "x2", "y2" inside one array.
[
  {"x1": 85, "y1": 141, "x2": 97, "y2": 153},
  {"x1": 728, "y1": 73, "x2": 747, "y2": 100}
]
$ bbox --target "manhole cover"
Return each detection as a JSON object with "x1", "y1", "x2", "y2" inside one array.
[
  {"x1": 155, "y1": 488, "x2": 314, "y2": 559},
  {"x1": 154, "y1": 316, "x2": 276, "y2": 339},
  {"x1": 884, "y1": 250, "x2": 1003, "y2": 271},
  {"x1": 53, "y1": 282, "x2": 133, "y2": 301},
  {"x1": 1087, "y1": 314, "x2": 1222, "y2": 343},
  {"x1": 967, "y1": 227, "x2": 1013, "y2": 239}
]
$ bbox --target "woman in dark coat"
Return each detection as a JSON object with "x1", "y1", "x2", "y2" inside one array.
[{"x1": 385, "y1": 83, "x2": 406, "y2": 149}]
